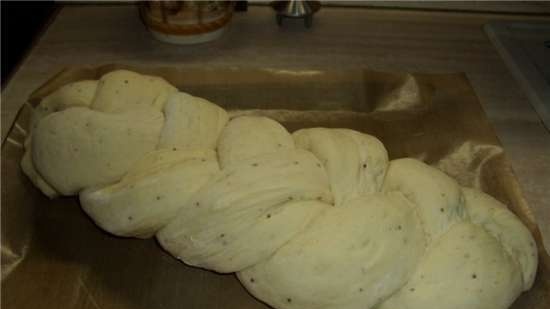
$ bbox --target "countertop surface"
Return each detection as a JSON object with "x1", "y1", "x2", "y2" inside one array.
[{"x1": 2, "y1": 5, "x2": 549, "y2": 248}]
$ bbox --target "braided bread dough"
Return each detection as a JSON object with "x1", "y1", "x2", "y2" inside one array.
[
  {"x1": 382, "y1": 158, "x2": 468, "y2": 242},
  {"x1": 91, "y1": 70, "x2": 177, "y2": 112},
  {"x1": 22, "y1": 70, "x2": 538, "y2": 309},
  {"x1": 158, "y1": 148, "x2": 332, "y2": 273},
  {"x1": 80, "y1": 149, "x2": 219, "y2": 238},
  {"x1": 239, "y1": 193, "x2": 425, "y2": 309},
  {"x1": 32, "y1": 107, "x2": 164, "y2": 195},
  {"x1": 293, "y1": 128, "x2": 388, "y2": 206},
  {"x1": 462, "y1": 188, "x2": 538, "y2": 290},
  {"x1": 158, "y1": 92, "x2": 228, "y2": 151},
  {"x1": 377, "y1": 221, "x2": 523, "y2": 309},
  {"x1": 217, "y1": 116, "x2": 295, "y2": 168},
  {"x1": 21, "y1": 80, "x2": 99, "y2": 198}
]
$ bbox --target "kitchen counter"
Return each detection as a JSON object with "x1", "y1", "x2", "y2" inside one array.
[{"x1": 2, "y1": 4, "x2": 549, "y2": 248}]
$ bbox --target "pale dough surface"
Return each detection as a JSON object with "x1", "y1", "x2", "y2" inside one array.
[
  {"x1": 91, "y1": 70, "x2": 177, "y2": 112},
  {"x1": 382, "y1": 158, "x2": 468, "y2": 243},
  {"x1": 157, "y1": 149, "x2": 333, "y2": 273},
  {"x1": 239, "y1": 193, "x2": 426, "y2": 309},
  {"x1": 158, "y1": 92, "x2": 228, "y2": 151},
  {"x1": 293, "y1": 128, "x2": 388, "y2": 206},
  {"x1": 80, "y1": 149, "x2": 219, "y2": 238},
  {"x1": 217, "y1": 116, "x2": 295, "y2": 168},
  {"x1": 377, "y1": 222, "x2": 523, "y2": 309},
  {"x1": 32, "y1": 106, "x2": 164, "y2": 195},
  {"x1": 462, "y1": 187, "x2": 538, "y2": 290}
]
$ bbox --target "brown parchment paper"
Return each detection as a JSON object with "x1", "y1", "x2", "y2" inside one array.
[{"x1": 2, "y1": 65, "x2": 549, "y2": 309}]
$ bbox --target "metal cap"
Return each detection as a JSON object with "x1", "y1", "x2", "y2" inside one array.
[{"x1": 272, "y1": 1, "x2": 321, "y2": 27}]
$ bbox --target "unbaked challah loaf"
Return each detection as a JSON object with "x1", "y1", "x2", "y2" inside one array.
[{"x1": 22, "y1": 70, "x2": 538, "y2": 309}]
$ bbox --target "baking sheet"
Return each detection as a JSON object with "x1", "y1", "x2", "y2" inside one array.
[{"x1": 1, "y1": 65, "x2": 548, "y2": 309}]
